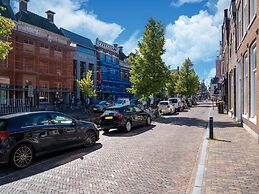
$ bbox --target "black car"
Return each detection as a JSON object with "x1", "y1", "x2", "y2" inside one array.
[
  {"x1": 92, "y1": 100, "x2": 113, "y2": 113},
  {"x1": 100, "y1": 105, "x2": 152, "y2": 133},
  {"x1": 0, "y1": 111, "x2": 99, "y2": 169}
]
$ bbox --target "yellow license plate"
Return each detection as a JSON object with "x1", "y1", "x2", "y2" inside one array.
[{"x1": 105, "y1": 116, "x2": 113, "y2": 120}]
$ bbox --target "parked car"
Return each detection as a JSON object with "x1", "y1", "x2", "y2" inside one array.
[
  {"x1": 100, "y1": 105, "x2": 152, "y2": 133},
  {"x1": 0, "y1": 111, "x2": 99, "y2": 169},
  {"x1": 191, "y1": 97, "x2": 198, "y2": 105},
  {"x1": 168, "y1": 97, "x2": 184, "y2": 112},
  {"x1": 92, "y1": 100, "x2": 113, "y2": 113},
  {"x1": 158, "y1": 101, "x2": 176, "y2": 115},
  {"x1": 186, "y1": 98, "x2": 193, "y2": 107},
  {"x1": 114, "y1": 98, "x2": 130, "y2": 106}
]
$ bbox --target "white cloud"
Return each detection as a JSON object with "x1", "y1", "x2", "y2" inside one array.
[
  {"x1": 163, "y1": 0, "x2": 231, "y2": 68},
  {"x1": 171, "y1": 0, "x2": 203, "y2": 7},
  {"x1": 122, "y1": 31, "x2": 140, "y2": 54},
  {"x1": 205, "y1": 68, "x2": 216, "y2": 86},
  {"x1": 12, "y1": 0, "x2": 124, "y2": 43}
]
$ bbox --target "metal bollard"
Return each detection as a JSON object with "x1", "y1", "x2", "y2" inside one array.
[{"x1": 209, "y1": 117, "x2": 213, "y2": 139}]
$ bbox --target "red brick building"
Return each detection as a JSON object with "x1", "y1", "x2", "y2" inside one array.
[
  {"x1": 219, "y1": 0, "x2": 259, "y2": 139},
  {"x1": 0, "y1": 0, "x2": 74, "y2": 112}
]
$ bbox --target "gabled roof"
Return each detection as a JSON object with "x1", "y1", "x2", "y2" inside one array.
[
  {"x1": 60, "y1": 28, "x2": 95, "y2": 50},
  {"x1": 0, "y1": 1, "x2": 15, "y2": 20},
  {"x1": 15, "y1": 11, "x2": 63, "y2": 36},
  {"x1": 119, "y1": 50, "x2": 127, "y2": 61}
]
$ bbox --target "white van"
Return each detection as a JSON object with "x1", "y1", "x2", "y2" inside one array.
[{"x1": 114, "y1": 98, "x2": 130, "y2": 106}]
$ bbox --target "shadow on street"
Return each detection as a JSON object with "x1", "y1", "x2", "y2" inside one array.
[
  {"x1": 102, "y1": 125, "x2": 156, "y2": 137},
  {"x1": 0, "y1": 143, "x2": 102, "y2": 186},
  {"x1": 155, "y1": 116, "x2": 208, "y2": 128}
]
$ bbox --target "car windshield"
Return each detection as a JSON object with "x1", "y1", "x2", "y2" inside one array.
[
  {"x1": 0, "y1": 119, "x2": 8, "y2": 131},
  {"x1": 170, "y1": 99, "x2": 178, "y2": 103},
  {"x1": 104, "y1": 108, "x2": 122, "y2": 114},
  {"x1": 99, "y1": 101, "x2": 107, "y2": 105},
  {"x1": 115, "y1": 100, "x2": 124, "y2": 104},
  {"x1": 159, "y1": 102, "x2": 169, "y2": 105}
]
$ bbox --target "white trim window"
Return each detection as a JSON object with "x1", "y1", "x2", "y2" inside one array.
[
  {"x1": 250, "y1": 0, "x2": 256, "y2": 22},
  {"x1": 243, "y1": 0, "x2": 248, "y2": 34},
  {"x1": 244, "y1": 53, "x2": 248, "y2": 115},
  {"x1": 238, "y1": 6, "x2": 242, "y2": 45},
  {"x1": 250, "y1": 42, "x2": 257, "y2": 118}
]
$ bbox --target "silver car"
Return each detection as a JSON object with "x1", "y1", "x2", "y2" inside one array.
[{"x1": 158, "y1": 101, "x2": 176, "y2": 115}]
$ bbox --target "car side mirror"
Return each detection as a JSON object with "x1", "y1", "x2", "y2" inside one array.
[{"x1": 71, "y1": 120, "x2": 77, "y2": 126}]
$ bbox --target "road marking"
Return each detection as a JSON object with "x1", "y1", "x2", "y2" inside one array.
[{"x1": 192, "y1": 105, "x2": 211, "y2": 194}]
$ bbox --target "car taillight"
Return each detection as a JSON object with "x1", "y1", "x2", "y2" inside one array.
[
  {"x1": 0, "y1": 131, "x2": 10, "y2": 140},
  {"x1": 115, "y1": 113, "x2": 124, "y2": 118}
]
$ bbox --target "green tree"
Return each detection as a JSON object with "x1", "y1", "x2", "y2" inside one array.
[
  {"x1": 77, "y1": 70, "x2": 96, "y2": 99},
  {"x1": 165, "y1": 71, "x2": 177, "y2": 97},
  {"x1": 128, "y1": 18, "x2": 168, "y2": 100},
  {"x1": 0, "y1": 7, "x2": 15, "y2": 60},
  {"x1": 175, "y1": 58, "x2": 200, "y2": 97}
]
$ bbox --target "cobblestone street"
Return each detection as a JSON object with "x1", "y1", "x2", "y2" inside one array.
[{"x1": 0, "y1": 103, "x2": 210, "y2": 193}]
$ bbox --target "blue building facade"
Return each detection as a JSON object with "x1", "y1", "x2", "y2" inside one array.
[{"x1": 95, "y1": 39, "x2": 132, "y2": 100}]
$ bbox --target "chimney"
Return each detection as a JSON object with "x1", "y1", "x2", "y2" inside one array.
[
  {"x1": 224, "y1": 9, "x2": 228, "y2": 19},
  {"x1": 19, "y1": 0, "x2": 29, "y2": 12},
  {"x1": 46, "y1": 10, "x2": 55, "y2": 23}
]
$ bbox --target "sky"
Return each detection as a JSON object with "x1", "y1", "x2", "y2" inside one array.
[{"x1": 11, "y1": 0, "x2": 231, "y2": 85}]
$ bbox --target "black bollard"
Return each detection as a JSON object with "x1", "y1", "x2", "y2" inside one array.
[{"x1": 209, "y1": 117, "x2": 213, "y2": 139}]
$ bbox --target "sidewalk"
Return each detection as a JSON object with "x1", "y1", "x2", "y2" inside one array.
[{"x1": 202, "y1": 108, "x2": 259, "y2": 193}]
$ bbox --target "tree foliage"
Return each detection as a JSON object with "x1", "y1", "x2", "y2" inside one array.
[
  {"x1": 77, "y1": 70, "x2": 96, "y2": 98},
  {"x1": 175, "y1": 58, "x2": 200, "y2": 97},
  {"x1": 0, "y1": 7, "x2": 15, "y2": 60},
  {"x1": 165, "y1": 71, "x2": 177, "y2": 97},
  {"x1": 128, "y1": 18, "x2": 169, "y2": 99}
]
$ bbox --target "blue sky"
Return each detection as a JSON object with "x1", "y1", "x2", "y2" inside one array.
[{"x1": 11, "y1": 0, "x2": 230, "y2": 85}]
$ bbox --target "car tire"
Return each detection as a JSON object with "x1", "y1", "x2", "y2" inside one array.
[
  {"x1": 10, "y1": 144, "x2": 34, "y2": 169},
  {"x1": 83, "y1": 130, "x2": 97, "y2": 147},
  {"x1": 146, "y1": 116, "x2": 151, "y2": 126},
  {"x1": 103, "y1": 129, "x2": 109, "y2": 133},
  {"x1": 125, "y1": 120, "x2": 132, "y2": 132}
]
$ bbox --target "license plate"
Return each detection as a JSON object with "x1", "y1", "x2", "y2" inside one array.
[
  {"x1": 93, "y1": 108, "x2": 97, "y2": 110},
  {"x1": 105, "y1": 116, "x2": 113, "y2": 120}
]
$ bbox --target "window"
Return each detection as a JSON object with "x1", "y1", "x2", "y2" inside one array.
[
  {"x1": 125, "y1": 107, "x2": 134, "y2": 113},
  {"x1": 40, "y1": 43, "x2": 49, "y2": 49},
  {"x1": 24, "y1": 39, "x2": 34, "y2": 45},
  {"x1": 243, "y1": 0, "x2": 248, "y2": 34},
  {"x1": 243, "y1": 53, "x2": 248, "y2": 115},
  {"x1": 100, "y1": 52, "x2": 104, "y2": 61},
  {"x1": 250, "y1": 0, "x2": 256, "y2": 22},
  {"x1": 250, "y1": 43, "x2": 256, "y2": 118},
  {"x1": 24, "y1": 114, "x2": 50, "y2": 126},
  {"x1": 50, "y1": 114, "x2": 73, "y2": 125},
  {"x1": 0, "y1": 119, "x2": 7, "y2": 131},
  {"x1": 106, "y1": 53, "x2": 110, "y2": 63},
  {"x1": 134, "y1": 107, "x2": 142, "y2": 113},
  {"x1": 238, "y1": 7, "x2": 242, "y2": 44}
]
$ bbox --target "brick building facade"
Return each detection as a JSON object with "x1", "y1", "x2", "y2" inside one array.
[
  {"x1": 219, "y1": 0, "x2": 259, "y2": 138},
  {"x1": 0, "y1": 0, "x2": 74, "y2": 112}
]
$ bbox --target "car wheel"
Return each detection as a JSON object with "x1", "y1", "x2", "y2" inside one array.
[
  {"x1": 103, "y1": 129, "x2": 109, "y2": 133},
  {"x1": 125, "y1": 120, "x2": 132, "y2": 132},
  {"x1": 83, "y1": 130, "x2": 96, "y2": 147},
  {"x1": 146, "y1": 116, "x2": 151, "y2": 126},
  {"x1": 11, "y1": 144, "x2": 34, "y2": 169}
]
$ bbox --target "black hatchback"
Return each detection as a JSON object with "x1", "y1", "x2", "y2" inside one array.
[
  {"x1": 0, "y1": 111, "x2": 99, "y2": 169},
  {"x1": 100, "y1": 105, "x2": 152, "y2": 133}
]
